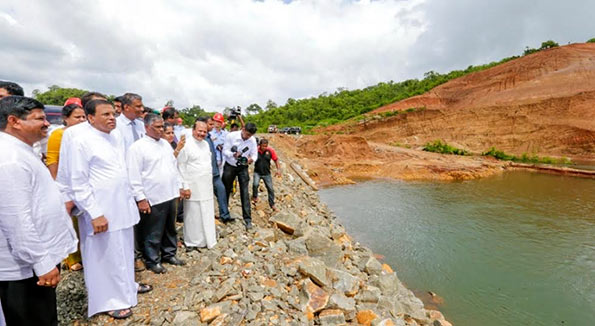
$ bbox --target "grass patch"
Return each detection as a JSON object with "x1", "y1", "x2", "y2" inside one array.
[
  {"x1": 482, "y1": 147, "x2": 571, "y2": 164},
  {"x1": 423, "y1": 140, "x2": 469, "y2": 155}
]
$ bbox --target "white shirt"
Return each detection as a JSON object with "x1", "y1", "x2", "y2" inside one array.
[
  {"x1": 0, "y1": 132, "x2": 77, "y2": 280},
  {"x1": 56, "y1": 122, "x2": 90, "y2": 201},
  {"x1": 70, "y1": 126, "x2": 140, "y2": 235},
  {"x1": 177, "y1": 137, "x2": 213, "y2": 201},
  {"x1": 127, "y1": 136, "x2": 182, "y2": 206},
  {"x1": 115, "y1": 114, "x2": 145, "y2": 151},
  {"x1": 222, "y1": 130, "x2": 258, "y2": 167}
]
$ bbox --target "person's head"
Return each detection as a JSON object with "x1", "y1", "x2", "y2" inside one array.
[
  {"x1": 113, "y1": 96, "x2": 124, "y2": 116},
  {"x1": 85, "y1": 99, "x2": 116, "y2": 133},
  {"x1": 163, "y1": 122, "x2": 175, "y2": 143},
  {"x1": 81, "y1": 91, "x2": 106, "y2": 108},
  {"x1": 230, "y1": 123, "x2": 239, "y2": 132},
  {"x1": 62, "y1": 104, "x2": 86, "y2": 128},
  {"x1": 0, "y1": 96, "x2": 48, "y2": 145},
  {"x1": 162, "y1": 107, "x2": 178, "y2": 124},
  {"x1": 258, "y1": 138, "x2": 269, "y2": 151},
  {"x1": 192, "y1": 120, "x2": 207, "y2": 141},
  {"x1": 0, "y1": 81, "x2": 24, "y2": 98},
  {"x1": 141, "y1": 106, "x2": 153, "y2": 120},
  {"x1": 143, "y1": 113, "x2": 164, "y2": 140},
  {"x1": 213, "y1": 113, "x2": 224, "y2": 130},
  {"x1": 121, "y1": 93, "x2": 143, "y2": 120},
  {"x1": 196, "y1": 116, "x2": 214, "y2": 132},
  {"x1": 241, "y1": 122, "x2": 257, "y2": 141}
]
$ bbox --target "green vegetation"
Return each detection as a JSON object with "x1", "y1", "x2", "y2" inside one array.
[
  {"x1": 248, "y1": 55, "x2": 520, "y2": 133},
  {"x1": 482, "y1": 147, "x2": 570, "y2": 164},
  {"x1": 587, "y1": 38, "x2": 595, "y2": 43},
  {"x1": 423, "y1": 140, "x2": 469, "y2": 156},
  {"x1": 523, "y1": 40, "x2": 559, "y2": 56},
  {"x1": 33, "y1": 86, "x2": 91, "y2": 105}
]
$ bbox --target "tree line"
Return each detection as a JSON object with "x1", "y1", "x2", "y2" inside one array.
[{"x1": 31, "y1": 39, "x2": 592, "y2": 132}]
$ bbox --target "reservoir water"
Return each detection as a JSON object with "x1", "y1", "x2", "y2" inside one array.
[{"x1": 318, "y1": 171, "x2": 595, "y2": 326}]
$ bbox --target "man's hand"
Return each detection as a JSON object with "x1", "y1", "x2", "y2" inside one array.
[
  {"x1": 233, "y1": 151, "x2": 242, "y2": 158},
  {"x1": 176, "y1": 135, "x2": 186, "y2": 152},
  {"x1": 247, "y1": 157, "x2": 254, "y2": 164},
  {"x1": 181, "y1": 189, "x2": 191, "y2": 200},
  {"x1": 37, "y1": 267, "x2": 60, "y2": 287},
  {"x1": 275, "y1": 170, "x2": 282, "y2": 177},
  {"x1": 91, "y1": 216, "x2": 109, "y2": 234},
  {"x1": 137, "y1": 199, "x2": 151, "y2": 214},
  {"x1": 65, "y1": 201, "x2": 75, "y2": 215}
]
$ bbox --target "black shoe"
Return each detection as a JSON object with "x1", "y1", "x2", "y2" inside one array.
[
  {"x1": 147, "y1": 263, "x2": 167, "y2": 274},
  {"x1": 245, "y1": 221, "x2": 253, "y2": 230},
  {"x1": 221, "y1": 217, "x2": 235, "y2": 224},
  {"x1": 185, "y1": 246, "x2": 198, "y2": 252},
  {"x1": 163, "y1": 257, "x2": 186, "y2": 266}
]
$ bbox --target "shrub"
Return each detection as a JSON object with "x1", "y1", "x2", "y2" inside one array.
[
  {"x1": 423, "y1": 140, "x2": 469, "y2": 155},
  {"x1": 587, "y1": 38, "x2": 595, "y2": 43},
  {"x1": 482, "y1": 147, "x2": 571, "y2": 164}
]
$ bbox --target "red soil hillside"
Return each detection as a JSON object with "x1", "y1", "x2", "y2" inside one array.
[{"x1": 325, "y1": 43, "x2": 595, "y2": 161}]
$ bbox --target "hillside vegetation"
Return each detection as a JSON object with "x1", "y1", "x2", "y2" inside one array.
[{"x1": 249, "y1": 40, "x2": 574, "y2": 133}]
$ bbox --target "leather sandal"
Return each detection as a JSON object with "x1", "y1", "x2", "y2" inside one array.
[
  {"x1": 137, "y1": 283, "x2": 153, "y2": 294},
  {"x1": 106, "y1": 308, "x2": 132, "y2": 319}
]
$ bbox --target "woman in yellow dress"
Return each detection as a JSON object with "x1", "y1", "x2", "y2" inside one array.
[{"x1": 46, "y1": 98, "x2": 86, "y2": 271}]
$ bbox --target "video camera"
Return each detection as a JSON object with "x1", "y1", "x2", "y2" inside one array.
[
  {"x1": 231, "y1": 145, "x2": 250, "y2": 166},
  {"x1": 229, "y1": 106, "x2": 242, "y2": 120}
]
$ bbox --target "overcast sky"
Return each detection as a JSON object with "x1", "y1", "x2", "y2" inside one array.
[{"x1": 1, "y1": 0, "x2": 594, "y2": 110}]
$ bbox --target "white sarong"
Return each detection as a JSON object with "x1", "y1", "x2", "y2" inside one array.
[
  {"x1": 183, "y1": 199, "x2": 217, "y2": 249},
  {"x1": 79, "y1": 226, "x2": 137, "y2": 317}
]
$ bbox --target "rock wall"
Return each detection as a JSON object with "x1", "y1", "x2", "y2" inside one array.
[{"x1": 56, "y1": 162, "x2": 450, "y2": 326}]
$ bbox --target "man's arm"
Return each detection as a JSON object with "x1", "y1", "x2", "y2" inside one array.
[
  {"x1": 0, "y1": 163, "x2": 54, "y2": 277},
  {"x1": 238, "y1": 114, "x2": 245, "y2": 128},
  {"x1": 127, "y1": 144, "x2": 151, "y2": 214},
  {"x1": 270, "y1": 147, "x2": 282, "y2": 176}
]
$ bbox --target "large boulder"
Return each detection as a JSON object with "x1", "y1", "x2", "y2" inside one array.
[
  {"x1": 329, "y1": 268, "x2": 359, "y2": 296},
  {"x1": 270, "y1": 212, "x2": 303, "y2": 235},
  {"x1": 298, "y1": 256, "x2": 331, "y2": 287},
  {"x1": 304, "y1": 231, "x2": 343, "y2": 267},
  {"x1": 299, "y1": 279, "x2": 330, "y2": 314}
]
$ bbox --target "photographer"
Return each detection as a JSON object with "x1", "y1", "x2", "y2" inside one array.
[
  {"x1": 222, "y1": 122, "x2": 258, "y2": 230},
  {"x1": 227, "y1": 106, "x2": 245, "y2": 130}
]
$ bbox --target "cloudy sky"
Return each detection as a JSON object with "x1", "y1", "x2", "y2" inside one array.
[{"x1": 1, "y1": 0, "x2": 594, "y2": 110}]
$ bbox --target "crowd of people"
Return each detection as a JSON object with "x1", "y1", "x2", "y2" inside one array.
[{"x1": 0, "y1": 81, "x2": 282, "y2": 325}]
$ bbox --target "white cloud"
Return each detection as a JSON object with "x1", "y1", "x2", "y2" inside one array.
[{"x1": 1, "y1": 0, "x2": 593, "y2": 111}]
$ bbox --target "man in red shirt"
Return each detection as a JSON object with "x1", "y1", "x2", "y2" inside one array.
[{"x1": 252, "y1": 138, "x2": 281, "y2": 211}]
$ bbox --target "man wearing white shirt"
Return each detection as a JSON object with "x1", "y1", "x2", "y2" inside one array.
[
  {"x1": 0, "y1": 96, "x2": 77, "y2": 326},
  {"x1": 114, "y1": 92, "x2": 146, "y2": 271},
  {"x1": 115, "y1": 92, "x2": 145, "y2": 151},
  {"x1": 177, "y1": 120, "x2": 217, "y2": 249},
  {"x1": 222, "y1": 122, "x2": 258, "y2": 230},
  {"x1": 70, "y1": 99, "x2": 151, "y2": 319},
  {"x1": 127, "y1": 114, "x2": 187, "y2": 274}
]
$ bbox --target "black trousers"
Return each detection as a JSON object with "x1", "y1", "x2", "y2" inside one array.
[
  {"x1": 0, "y1": 276, "x2": 57, "y2": 326},
  {"x1": 137, "y1": 198, "x2": 178, "y2": 267},
  {"x1": 222, "y1": 163, "x2": 251, "y2": 222}
]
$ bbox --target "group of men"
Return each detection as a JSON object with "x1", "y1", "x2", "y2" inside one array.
[{"x1": 0, "y1": 81, "x2": 281, "y2": 325}]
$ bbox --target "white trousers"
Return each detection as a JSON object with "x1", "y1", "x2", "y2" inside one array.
[
  {"x1": 80, "y1": 227, "x2": 138, "y2": 317},
  {"x1": 183, "y1": 199, "x2": 217, "y2": 249}
]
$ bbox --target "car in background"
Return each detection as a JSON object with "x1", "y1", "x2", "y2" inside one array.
[
  {"x1": 44, "y1": 105, "x2": 63, "y2": 126},
  {"x1": 288, "y1": 127, "x2": 301, "y2": 135},
  {"x1": 279, "y1": 127, "x2": 291, "y2": 134},
  {"x1": 268, "y1": 124, "x2": 278, "y2": 133}
]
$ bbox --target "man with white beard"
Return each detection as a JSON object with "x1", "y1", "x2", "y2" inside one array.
[
  {"x1": 177, "y1": 120, "x2": 217, "y2": 250},
  {"x1": 69, "y1": 99, "x2": 151, "y2": 319}
]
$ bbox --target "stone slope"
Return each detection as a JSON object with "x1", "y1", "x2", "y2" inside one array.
[{"x1": 56, "y1": 157, "x2": 450, "y2": 326}]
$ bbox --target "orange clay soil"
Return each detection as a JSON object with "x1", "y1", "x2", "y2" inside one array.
[{"x1": 271, "y1": 43, "x2": 595, "y2": 186}]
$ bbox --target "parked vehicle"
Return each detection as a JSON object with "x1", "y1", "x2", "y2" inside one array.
[
  {"x1": 268, "y1": 124, "x2": 278, "y2": 133},
  {"x1": 288, "y1": 127, "x2": 301, "y2": 134},
  {"x1": 279, "y1": 127, "x2": 291, "y2": 134},
  {"x1": 44, "y1": 105, "x2": 63, "y2": 126}
]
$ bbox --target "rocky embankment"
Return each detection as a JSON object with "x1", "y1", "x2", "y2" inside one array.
[{"x1": 56, "y1": 160, "x2": 450, "y2": 326}]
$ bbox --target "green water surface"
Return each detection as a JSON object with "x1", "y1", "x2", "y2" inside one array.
[{"x1": 318, "y1": 171, "x2": 595, "y2": 326}]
